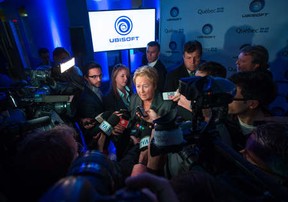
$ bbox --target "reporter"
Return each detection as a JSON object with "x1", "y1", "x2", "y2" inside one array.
[{"x1": 103, "y1": 64, "x2": 133, "y2": 160}]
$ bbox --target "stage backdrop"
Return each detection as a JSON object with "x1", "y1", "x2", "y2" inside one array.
[{"x1": 159, "y1": 0, "x2": 288, "y2": 115}]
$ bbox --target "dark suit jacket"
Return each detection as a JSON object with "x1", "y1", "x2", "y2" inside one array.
[
  {"x1": 76, "y1": 85, "x2": 104, "y2": 119},
  {"x1": 153, "y1": 60, "x2": 167, "y2": 92},
  {"x1": 164, "y1": 63, "x2": 190, "y2": 92},
  {"x1": 103, "y1": 90, "x2": 129, "y2": 112},
  {"x1": 75, "y1": 85, "x2": 105, "y2": 150}
]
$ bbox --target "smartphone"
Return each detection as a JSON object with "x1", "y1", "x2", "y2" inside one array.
[
  {"x1": 136, "y1": 106, "x2": 148, "y2": 117},
  {"x1": 162, "y1": 91, "x2": 176, "y2": 100}
]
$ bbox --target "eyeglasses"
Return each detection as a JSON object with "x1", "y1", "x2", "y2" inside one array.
[{"x1": 88, "y1": 74, "x2": 102, "y2": 79}]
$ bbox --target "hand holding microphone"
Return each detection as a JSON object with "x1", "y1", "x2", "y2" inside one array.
[
  {"x1": 98, "y1": 113, "x2": 120, "y2": 136},
  {"x1": 81, "y1": 111, "x2": 113, "y2": 129}
]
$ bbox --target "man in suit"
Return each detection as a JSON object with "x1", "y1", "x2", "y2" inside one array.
[
  {"x1": 164, "y1": 40, "x2": 203, "y2": 92},
  {"x1": 75, "y1": 62, "x2": 105, "y2": 149},
  {"x1": 145, "y1": 41, "x2": 167, "y2": 92}
]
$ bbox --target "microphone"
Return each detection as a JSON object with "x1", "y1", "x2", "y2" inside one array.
[
  {"x1": 82, "y1": 111, "x2": 113, "y2": 126},
  {"x1": 118, "y1": 109, "x2": 130, "y2": 128},
  {"x1": 95, "y1": 111, "x2": 113, "y2": 124},
  {"x1": 99, "y1": 113, "x2": 120, "y2": 136},
  {"x1": 139, "y1": 126, "x2": 152, "y2": 151}
]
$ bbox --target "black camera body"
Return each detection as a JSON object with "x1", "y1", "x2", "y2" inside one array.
[
  {"x1": 40, "y1": 150, "x2": 154, "y2": 202},
  {"x1": 178, "y1": 76, "x2": 236, "y2": 109}
]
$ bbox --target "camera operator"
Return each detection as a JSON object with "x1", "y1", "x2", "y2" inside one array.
[
  {"x1": 138, "y1": 121, "x2": 288, "y2": 201},
  {"x1": 50, "y1": 47, "x2": 84, "y2": 95},
  {"x1": 129, "y1": 66, "x2": 176, "y2": 176},
  {"x1": 225, "y1": 71, "x2": 277, "y2": 151}
]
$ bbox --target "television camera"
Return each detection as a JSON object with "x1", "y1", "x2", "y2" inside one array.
[
  {"x1": 0, "y1": 58, "x2": 80, "y2": 157},
  {"x1": 150, "y1": 76, "x2": 288, "y2": 201}
]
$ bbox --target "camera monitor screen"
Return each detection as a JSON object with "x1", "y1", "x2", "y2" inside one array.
[{"x1": 88, "y1": 9, "x2": 156, "y2": 52}]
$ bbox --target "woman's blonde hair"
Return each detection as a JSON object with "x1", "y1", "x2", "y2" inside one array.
[{"x1": 133, "y1": 65, "x2": 158, "y2": 89}]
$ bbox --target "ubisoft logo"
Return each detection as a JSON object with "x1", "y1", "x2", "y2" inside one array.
[
  {"x1": 202, "y1": 24, "x2": 213, "y2": 35},
  {"x1": 249, "y1": 0, "x2": 265, "y2": 13},
  {"x1": 170, "y1": 7, "x2": 179, "y2": 17},
  {"x1": 114, "y1": 16, "x2": 133, "y2": 36}
]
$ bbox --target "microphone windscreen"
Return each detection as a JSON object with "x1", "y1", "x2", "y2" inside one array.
[
  {"x1": 95, "y1": 111, "x2": 113, "y2": 123},
  {"x1": 102, "y1": 111, "x2": 113, "y2": 120},
  {"x1": 106, "y1": 113, "x2": 120, "y2": 127}
]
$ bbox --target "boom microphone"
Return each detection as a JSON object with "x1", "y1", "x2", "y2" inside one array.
[{"x1": 99, "y1": 113, "x2": 120, "y2": 136}]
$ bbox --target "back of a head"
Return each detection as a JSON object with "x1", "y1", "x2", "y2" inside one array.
[
  {"x1": 247, "y1": 123, "x2": 288, "y2": 179},
  {"x1": 183, "y1": 40, "x2": 202, "y2": 55},
  {"x1": 52, "y1": 47, "x2": 70, "y2": 63},
  {"x1": 198, "y1": 61, "x2": 227, "y2": 78},
  {"x1": 229, "y1": 71, "x2": 277, "y2": 107},
  {"x1": 38, "y1": 48, "x2": 49, "y2": 56},
  {"x1": 170, "y1": 170, "x2": 224, "y2": 202},
  {"x1": 11, "y1": 125, "x2": 78, "y2": 201}
]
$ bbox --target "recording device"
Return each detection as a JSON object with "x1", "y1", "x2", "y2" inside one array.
[
  {"x1": 59, "y1": 57, "x2": 75, "y2": 73},
  {"x1": 139, "y1": 125, "x2": 152, "y2": 151},
  {"x1": 150, "y1": 109, "x2": 185, "y2": 157},
  {"x1": 162, "y1": 91, "x2": 176, "y2": 100},
  {"x1": 149, "y1": 76, "x2": 236, "y2": 156},
  {"x1": 95, "y1": 111, "x2": 113, "y2": 124},
  {"x1": 178, "y1": 76, "x2": 236, "y2": 108},
  {"x1": 40, "y1": 150, "x2": 153, "y2": 202},
  {"x1": 99, "y1": 113, "x2": 120, "y2": 136},
  {"x1": 136, "y1": 106, "x2": 148, "y2": 117},
  {"x1": 118, "y1": 109, "x2": 130, "y2": 128}
]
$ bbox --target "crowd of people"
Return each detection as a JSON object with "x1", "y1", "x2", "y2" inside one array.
[{"x1": 1, "y1": 40, "x2": 288, "y2": 202}]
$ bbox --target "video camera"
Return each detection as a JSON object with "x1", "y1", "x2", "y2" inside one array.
[
  {"x1": 150, "y1": 76, "x2": 236, "y2": 156},
  {"x1": 40, "y1": 150, "x2": 154, "y2": 202}
]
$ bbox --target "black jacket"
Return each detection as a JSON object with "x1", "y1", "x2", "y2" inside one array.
[
  {"x1": 153, "y1": 60, "x2": 167, "y2": 92},
  {"x1": 164, "y1": 63, "x2": 190, "y2": 92},
  {"x1": 103, "y1": 89, "x2": 130, "y2": 112}
]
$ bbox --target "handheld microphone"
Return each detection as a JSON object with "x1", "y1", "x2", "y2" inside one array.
[
  {"x1": 139, "y1": 126, "x2": 152, "y2": 151},
  {"x1": 82, "y1": 111, "x2": 113, "y2": 126},
  {"x1": 99, "y1": 113, "x2": 120, "y2": 136},
  {"x1": 118, "y1": 109, "x2": 130, "y2": 128},
  {"x1": 95, "y1": 111, "x2": 113, "y2": 123}
]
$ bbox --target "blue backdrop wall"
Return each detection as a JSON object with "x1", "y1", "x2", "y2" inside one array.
[{"x1": 159, "y1": 0, "x2": 288, "y2": 115}]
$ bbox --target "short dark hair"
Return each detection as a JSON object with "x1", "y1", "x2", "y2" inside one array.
[
  {"x1": 147, "y1": 41, "x2": 160, "y2": 51},
  {"x1": 183, "y1": 40, "x2": 202, "y2": 56},
  {"x1": 229, "y1": 71, "x2": 277, "y2": 106},
  {"x1": 247, "y1": 123, "x2": 288, "y2": 178},
  {"x1": 240, "y1": 45, "x2": 269, "y2": 70},
  {"x1": 52, "y1": 47, "x2": 70, "y2": 58},
  {"x1": 83, "y1": 61, "x2": 102, "y2": 77},
  {"x1": 38, "y1": 48, "x2": 49, "y2": 56},
  {"x1": 197, "y1": 61, "x2": 227, "y2": 78}
]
